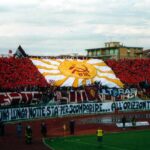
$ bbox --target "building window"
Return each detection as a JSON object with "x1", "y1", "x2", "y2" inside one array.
[
  {"x1": 127, "y1": 49, "x2": 131, "y2": 53},
  {"x1": 114, "y1": 49, "x2": 118, "y2": 55},
  {"x1": 88, "y1": 51, "x2": 92, "y2": 56},
  {"x1": 93, "y1": 51, "x2": 96, "y2": 56},
  {"x1": 105, "y1": 50, "x2": 109, "y2": 55},
  {"x1": 97, "y1": 51, "x2": 101, "y2": 56},
  {"x1": 110, "y1": 49, "x2": 114, "y2": 55}
]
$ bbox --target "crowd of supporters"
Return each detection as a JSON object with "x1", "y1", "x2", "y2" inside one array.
[
  {"x1": 0, "y1": 57, "x2": 150, "y2": 92},
  {"x1": 0, "y1": 57, "x2": 150, "y2": 106},
  {"x1": 0, "y1": 57, "x2": 48, "y2": 91},
  {"x1": 106, "y1": 59, "x2": 150, "y2": 85}
]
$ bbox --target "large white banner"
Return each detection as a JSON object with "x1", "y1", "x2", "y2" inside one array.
[
  {"x1": 31, "y1": 58, "x2": 123, "y2": 88},
  {"x1": 0, "y1": 100, "x2": 150, "y2": 122}
]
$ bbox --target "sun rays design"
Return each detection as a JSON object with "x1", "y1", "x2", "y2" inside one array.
[{"x1": 31, "y1": 58, "x2": 123, "y2": 88}]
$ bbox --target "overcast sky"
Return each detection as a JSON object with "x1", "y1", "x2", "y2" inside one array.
[{"x1": 0, "y1": 0, "x2": 150, "y2": 56}]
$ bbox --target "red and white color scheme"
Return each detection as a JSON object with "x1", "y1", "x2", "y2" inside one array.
[{"x1": 0, "y1": 92, "x2": 42, "y2": 106}]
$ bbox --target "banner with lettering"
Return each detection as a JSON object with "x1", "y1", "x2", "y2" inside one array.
[
  {"x1": 54, "y1": 88, "x2": 137, "y2": 103},
  {"x1": 99, "y1": 88, "x2": 137, "y2": 99},
  {"x1": 0, "y1": 88, "x2": 137, "y2": 106},
  {"x1": 0, "y1": 100, "x2": 150, "y2": 122},
  {"x1": 0, "y1": 92, "x2": 42, "y2": 106}
]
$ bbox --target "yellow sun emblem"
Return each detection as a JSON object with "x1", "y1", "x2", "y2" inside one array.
[
  {"x1": 31, "y1": 58, "x2": 123, "y2": 88},
  {"x1": 59, "y1": 60, "x2": 96, "y2": 79}
]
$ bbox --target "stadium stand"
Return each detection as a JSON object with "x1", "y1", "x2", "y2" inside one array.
[
  {"x1": 0, "y1": 57, "x2": 150, "y2": 106},
  {"x1": 106, "y1": 59, "x2": 150, "y2": 85},
  {"x1": 0, "y1": 57, "x2": 48, "y2": 91},
  {"x1": 0, "y1": 57, "x2": 150, "y2": 91}
]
